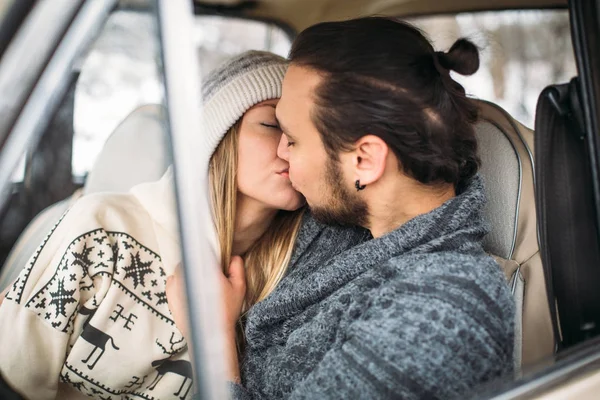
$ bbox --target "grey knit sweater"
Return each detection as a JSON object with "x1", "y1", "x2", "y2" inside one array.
[{"x1": 230, "y1": 175, "x2": 515, "y2": 399}]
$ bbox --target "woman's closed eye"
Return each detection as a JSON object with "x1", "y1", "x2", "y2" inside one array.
[{"x1": 261, "y1": 122, "x2": 281, "y2": 130}]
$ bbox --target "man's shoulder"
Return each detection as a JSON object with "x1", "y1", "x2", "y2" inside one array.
[
  {"x1": 385, "y1": 250, "x2": 506, "y2": 287},
  {"x1": 341, "y1": 251, "x2": 515, "y2": 398},
  {"x1": 352, "y1": 251, "x2": 514, "y2": 354},
  {"x1": 371, "y1": 250, "x2": 514, "y2": 318}
]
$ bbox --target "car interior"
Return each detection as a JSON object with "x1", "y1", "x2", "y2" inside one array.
[{"x1": 1, "y1": 0, "x2": 600, "y2": 398}]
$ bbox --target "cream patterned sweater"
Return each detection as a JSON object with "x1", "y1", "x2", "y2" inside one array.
[{"x1": 0, "y1": 171, "x2": 193, "y2": 400}]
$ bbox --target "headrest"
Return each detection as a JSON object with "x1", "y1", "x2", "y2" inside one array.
[
  {"x1": 83, "y1": 104, "x2": 170, "y2": 195},
  {"x1": 474, "y1": 100, "x2": 538, "y2": 263}
]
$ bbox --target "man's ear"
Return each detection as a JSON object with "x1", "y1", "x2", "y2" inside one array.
[{"x1": 352, "y1": 135, "x2": 388, "y2": 185}]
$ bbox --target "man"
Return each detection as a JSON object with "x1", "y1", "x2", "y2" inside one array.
[{"x1": 217, "y1": 17, "x2": 515, "y2": 399}]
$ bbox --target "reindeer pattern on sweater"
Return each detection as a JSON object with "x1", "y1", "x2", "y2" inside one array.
[{"x1": 0, "y1": 173, "x2": 194, "y2": 400}]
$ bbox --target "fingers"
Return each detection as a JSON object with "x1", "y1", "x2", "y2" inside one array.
[
  {"x1": 166, "y1": 264, "x2": 182, "y2": 294},
  {"x1": 165, "y1": 274, "x2": 176, "y2": 298},
  {"x1": 165, "y1": 264, "x2": 190, "y2": 338},
  {"x1": 228, "y1": 255, "x2": 246, "y2": 293}
]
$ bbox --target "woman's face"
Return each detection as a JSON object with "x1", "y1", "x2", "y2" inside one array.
[{"x1": 237, "y1": 99, "x2": 305, "y2": 211}]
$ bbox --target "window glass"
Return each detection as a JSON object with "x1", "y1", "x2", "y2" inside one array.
[
  {"x1": 73, "y1": 10, "x2": 163, "y2": 177},
  {"x1": 406, "y1": 10, "x2": 576, "y2": 128},
  {"x1": 194, "y1": 16, "x2": 292, "y2": 77},
  {"x1": 0, "y1": 2, "x2": 170, "y2": 281},
  {"x1": 72, "y1": 14, "x2": 292, "y2": 178}
]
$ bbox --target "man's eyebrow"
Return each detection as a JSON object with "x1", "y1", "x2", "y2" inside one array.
[{"x1": 275, "y1": 116, "x2": 293, "y2": 137}]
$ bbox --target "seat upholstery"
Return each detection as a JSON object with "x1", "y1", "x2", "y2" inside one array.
[
  {"x1": 0, "y1": 104, "x2": 169, "y2": 292},
  {"x1": 83, "y1": 104, "x2": 169, "y2": 195},
  {"x1": 474, "y1": 99, "x2": 555, "y2": 368}
]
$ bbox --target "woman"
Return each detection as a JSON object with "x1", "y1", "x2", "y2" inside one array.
[{"x1": 0, "y1": 51, "x2": 305, "y2": 400}]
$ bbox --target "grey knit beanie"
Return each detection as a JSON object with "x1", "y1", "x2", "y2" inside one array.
[{"x1": 201, "y1": 50, "x2": 288, "y2": 156}]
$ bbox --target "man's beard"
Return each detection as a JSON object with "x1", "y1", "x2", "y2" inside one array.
[{"x1": 309, "y1": 158, "x2": 369, "y2": 227}]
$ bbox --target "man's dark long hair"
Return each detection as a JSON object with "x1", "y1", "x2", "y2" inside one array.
[{"x1": 289, "y1": 17, "x2": 481, "y2": 191}]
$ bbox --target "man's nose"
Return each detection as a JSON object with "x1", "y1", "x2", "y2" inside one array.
[{"x1": 277, "y1": 134, "x2": 290, "y2": 161}]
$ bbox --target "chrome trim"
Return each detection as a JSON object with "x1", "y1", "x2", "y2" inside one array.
[
  {"x1": 157, "y1": 0, "x2": 227, "y2": 398},
  {"x1": 0, "y1": 0, "x2": 116, "y2": 210}
]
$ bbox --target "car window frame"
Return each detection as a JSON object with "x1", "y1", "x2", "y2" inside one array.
[{"x1": 0, "y1": 0, "x2": 86, "y2": 210}]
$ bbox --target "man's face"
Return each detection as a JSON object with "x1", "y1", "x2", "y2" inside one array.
[{"x1": 276, "y1": 65, "x2": 367, "y2": 227}]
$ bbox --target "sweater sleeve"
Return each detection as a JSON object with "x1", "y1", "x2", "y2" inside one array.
[
  {"x1": 231, "y1": 288, "x2": 513, "y2": 400},
  {"x1": 0, "y1": 201, "x2": 113, "y2": 400}
]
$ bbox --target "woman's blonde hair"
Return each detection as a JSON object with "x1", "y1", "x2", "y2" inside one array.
[{"x1": 209, "y1": 121, "x2": 304, "y2": 312}]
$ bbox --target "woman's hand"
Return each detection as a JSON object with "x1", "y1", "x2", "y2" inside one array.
[
  {"x1": 220, "y1": 255, "x2": 246, "y2": 333},
  {"x1": 166, "y1": 257, "x2": 246, "y2": 337},
  {"x1": 165, "y1": 257, "x2": 246, "y2": 383},
  {"x1": 221, "y1": 256, "x2": 246, "y2": 384},
  {"x1": 0, "y1": 287, "x2": 7, "y2": 308},
  {"x1": 166, "y1": 265, "x2": 191, "y2": 338}
]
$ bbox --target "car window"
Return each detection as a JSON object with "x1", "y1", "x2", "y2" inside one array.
[
  {"x1": 8, "y1": 8, "x2": 160, "y2": 183},
  {"x1": 0, "y1": 3, "x2": 170, "y2": 275},
  {"x1": 73, "y1": 10, "x2": 163, "y2": 178},
  {"x1": 406, "y1": 9, "x2": 575, "y2": 128},
  {"x1": 73, "y1": 14, "x2": 291, "y2": 179},
  {"x1": 195, "y1": 15, "x2": 291, "y2": 77}
]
